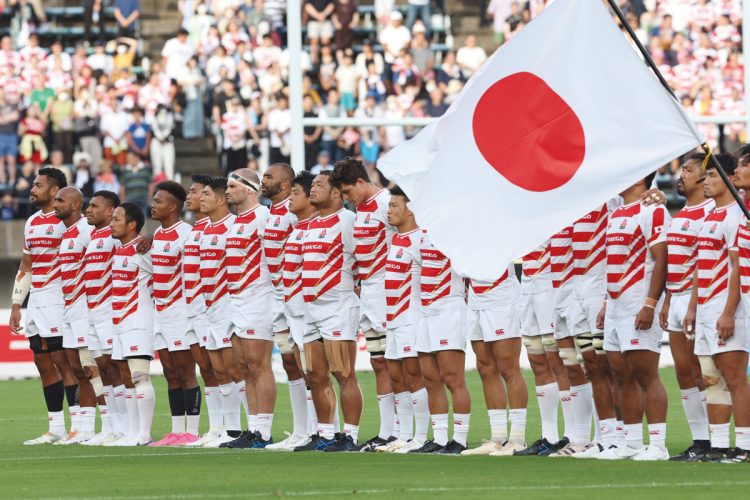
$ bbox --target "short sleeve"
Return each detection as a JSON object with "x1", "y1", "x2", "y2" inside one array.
[
  {"x1": 645, "y1": 205, "x2": 668, "y2": 246},
  {"x1": 727, "y1": 216, "x2": 743, "y2": 251}
]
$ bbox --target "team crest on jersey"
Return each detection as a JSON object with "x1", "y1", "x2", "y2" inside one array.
[
  {"x1": 318, "y1": 229, "x2": 327, "y2": 239},
  {"x1": 236, "y1": 225, "x2": 245, "y2": 235},
  {"x1": 680, "y1": 220, "x2": 690, "y2": 232},
  {"x1": 68, "y1": 240, "x2": 74, "y2": 249},
  {"x1": 364, "y1": 213, "x2": 371, "y2": 224},
  {"x1": 709, "y1": 223, "x2": 718, "y2": 234},
  {"x1": 46, "y1": 226, "x2": 54, "y2": 235},
  {"x1": 194, "y1": 233, "x2": 200, "y2": 242},
  {"x1": 619, "y1": 219, "x2": 627, "y2": 230},
  {"x1": 396, "y1": 248, "x2": 403, "y2": 258},
  {"x1": 163, "y1": 242, "x2": 171, "y2": 252},
  {"x1": 96, "y1": 239, "x2": 104, "y2": 248},
  {"x1": 211, "y1": 235, "x2": 219, "y2": 245},
  {"x1": 273, "y1": 216, "x2": 281, "y2": 227},
  {"x1": 295, "y1": 231, "x2": 304, "y2": 240},
  {"x1": 123, "y1": 258, "x2": 129, "y2": 267}
]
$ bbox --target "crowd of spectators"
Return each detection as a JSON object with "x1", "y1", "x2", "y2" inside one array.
[{"x1": 0, "y1": 0, "x2": 745, "y2": 220}]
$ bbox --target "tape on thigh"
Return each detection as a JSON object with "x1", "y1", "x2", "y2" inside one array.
[
  {"x1": 127, "y1": 358, "x2": 151, "y2": 384},
  {"x1": 575, "y1": 333, "x2": 594, "y2": 353},
  {"x1": 364, "y1": 329, "x2": 386, "y2": 356},
  {"x1": 559, "y1": 347, "x2": 578, "y2": 366},
  {"x1": 699, "y1": 355, "x2": 732, "y2": 405},
  {"x1": 274, "y1": 331, "x2": 293, "y2": 355},
  {"x1": 324, "y1": 340, "x2": 352, "y2": 378},
  {"x1": 541, "y1": 333, "x2": 558, "y2": 352},
  {"x1": 592, "y1": 332, "x2": 605, "y2": 354},
  {"x1": 522, "y1": 335, "x2": 545, "y2": 355}
]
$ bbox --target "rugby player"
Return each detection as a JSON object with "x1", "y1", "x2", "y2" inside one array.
[
  {"x1": 377, "y1": 187, "x2": 430, "y2": 453},
  {"x1": 11, "y1": 168, "x2": 78, "y2": 445},
  {"x1": 330, "y1": 158, "x2": 398, "y2": 451},
  {"x1": 54, "y1": 187, "x2": 98, "y2": 444},
  {"x1": 660, "y1": 153, "x2": 713, "y2": 461},
  {"x1": 220, "y1": 169, "x2": 277, "y2": 449},
  {"x1": 260, "y1": 164, "x2": 312, "y2": 451},
  {"x1": 198, "y1": 176, "x2": 244, "y2": 448},
  {"x1": 598, "y1": 172, "x2": 671, "y2": 461},
  {"x1": 110, "y1": 202, "x2": 157, "y2": 446},
  {"x1": 301, "y1": 171, "x2": 363, "y2": 452},
  {"x1": 82, "y1": 190, "x2": 127, "y2": 446},
  {"x1": 149, "y1": 181, "x2": 203, "y2": 446}
]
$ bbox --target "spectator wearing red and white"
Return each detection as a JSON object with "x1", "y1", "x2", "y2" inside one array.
[
  {"x1": 456, "y1": 35, "x2": 488, "y2": 78},
  {"x1": 0, "y1": 36, "x2": 19, "y2": 77},
  {"x1": 86, "y1": 42, "x2": 115, "y2": 76},
  {"x1": 138, "y1": 72, "x2": 170, "y2": 122},
  {"x1": 713, "y1": 0, "x2": 742, "y2": 24},
  {"x1": 712, "y1": 14, "x2": 740, "y2": 49},
  {"x1": 221, "y1": 20, "x2": 250, "y2": 54},
  {"x1": 268, "y1": 94, "x2": 292, "y2": 165},
  {"x1": 18, "y1": 33, "x2": 46, "y2": 67},
  {"x1": 220, "y1": 98, "x2": 250, "y2": 173},
  {"x1": 379, "y1": 10, "x2": 412, "y2": 65},
  {"x1": 253, "y1": 34, "x2": 282, "y2": 71},
  {"x1": 693, "y1": 86, "x2": 721, "y2": 149},
  {"x1": 692, "y1": 0, "x2": 716, "y2": 30},
  {"x1": 162, "y1": 29, "x2": 196, "y2": 81},
  {"x1": 671, "y1": 52, "x2": 698, "y2": 97},
  {"x1": 206, "y1": 45, "x2": 237, "y2": 87},
  {"x1": 45, "y1": 40, "x2": 73, "y2": 73}
]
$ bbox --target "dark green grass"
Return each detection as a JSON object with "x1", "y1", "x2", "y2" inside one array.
[{"x1": 1, "y1": 368, "x2": 747, "y2": 499}]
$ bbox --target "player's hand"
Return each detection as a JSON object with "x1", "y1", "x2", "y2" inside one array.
[
  {"x1": 9, "y1": 305, "x2": 22, "y2": 335},
  {"x1": 136, "y1": 235, "x2": 153, "y2": 254},
  {"x1": 641, "y1": 188, "x2": 666, "y2": 206},
  {"x1": 659, "y1": 300, "x2": 669, "y2": 331},
  {"x1": 354, "y1": 285, "x2": 361, "y2": 298},
  {"x1": 716, "y1": 312, "x2": 735, "y2": 340},
  {"x1": 596, "y1": 305, "x2": 606, "y2": 331},
  {"x1": 635, "y1": 306, "x2": 655, "y2": 330},
  {"x1": 682, "y1": 307, "x2": 697, "y2": 340}
]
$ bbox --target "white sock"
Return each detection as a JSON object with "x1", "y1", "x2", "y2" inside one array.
[
  {"x1": 220, "y1": 382, "x2": 241, "y2": 432},
  {"x1": 344, "y1": 423, "x2": 359, "y2": 444},
  {"x1": 289, "y1": 379, "x2": 308, "y2": 437},
  {"x1": 412, "y1": 388, "x2": 430, "y2": 442},
  {"x1": 306, "y1": 389, "x2": 318, "y2": 435},
  {"x1": 599, "y1": 417, "x2": 616, "y2": 447},
  {"x1": 624, "y1": 423, "x2": 643, "y2": 450},
  {"x1": 431, "y1": 413, "x2": 449, "y2": 446},
  {"x1": 395, "y1": 392, "x2": 414, "y2": 442},
  {"x1": 648, "y1": 422, "x2": 666, "y2": 449},
  {"x1": 393, "y1": 410, "x2": 400, "y2": 439},
  {"x1": 508, "y1": 408, "x2": 527, "y2": 444},
  {"x1": 453, "y1": 413, "x2": 470, "y2": 447},
  {"x1": 488, "y1": 408, "x2": 508, "y2": 444},
  {"x1": 571, "y1": 383, "x2": 593, "y2": 445},
  {"x1": 319, "y1": 422, "x2": 335, "y2": 440},
  {"x1": 593, "y1": 411, "x2": 601, "y2": 442},
  {"x1": 559, "y1": 389, "x2": 575, "y2": 440},
  {"x1": 257, "y1": 413, "x2": 273, "y2": 441},
  {"x1": 186, "y1": 415, "x2": 200, "y2": 436},
  {"x1": 536, "y1": 382, "x2": 560, "y2": 443},
  {"x1": 80, "y1": 406, "x2": 96, "y2": 434},
  {"x1": 113, "y1": 385, "x2": 128, "y2": 435},
  {"x1": 48, "y1": 411, "x2": 65, "y2": 436},
  {"x1": 125, "y1": 388, "x2": 139, "y2": 437},
  {"x1": 735, "y1": 427, "x2": 750, "y2": 451},
  {"x1": 333, "y1": 392, "x2": 341, "y2": 433},
  {"x1": 171, "y1": 415, "x2": 185, "y2": 435},
  {"x1": 377, "y1": 392, "x2": 395, "y2": 440},
  {"x1": 248, "y1": 414, "x2": 259, "y2": 433},
  {"x1": 69, "y1": 405, "x2": 81, "y2": 433},
  {"x1": 237, "y1": 380, "x2": 250, "y2": 426},
  {"x1": 681, "y1": 388, "x2": 709, "y2": 441},
  {"x1": 136, "y1": 382, "x2": 156, "y2": 443},
  {"x1": 710, "y1": 423, "x2": 730, "y2": 449},
  {"x1": 205, "y1": 386, "x2": 223, "y2": 433},
  {"x1": 99, "y1": 405, "x2": 112, "y2": 434},
  {"x1": 616, "y1": 420, "x2": 625, "y2": 447}
]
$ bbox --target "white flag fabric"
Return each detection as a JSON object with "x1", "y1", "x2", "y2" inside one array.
[{"x1": 377, "y1": 0, "x2": 701, "y2": 280}]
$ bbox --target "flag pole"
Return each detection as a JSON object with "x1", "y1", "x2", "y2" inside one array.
[{"x1": 605, "y1": 0, "x2": 750, "y2": 219}]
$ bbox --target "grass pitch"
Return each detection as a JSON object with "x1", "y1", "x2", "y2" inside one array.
[{"x1": 1, "y1": 368, "x2": 748, "y2": 499}]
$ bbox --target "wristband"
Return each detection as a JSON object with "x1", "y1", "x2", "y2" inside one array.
[
  {"x1": 11, "y1": 271, "x2": 31, "y2": 305},
  {"x1": 644, "y1": 297, "x2": 658, "y2": 307},
  {"x1": 643, "y1": 304, "x2": 655, "y2": 310}
]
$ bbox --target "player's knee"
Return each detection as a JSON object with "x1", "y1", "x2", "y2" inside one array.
[
  {"x1": 522, "y1": 335, "x2": 545, "y2": 355},
  {"x1": 364, "y1": 329, "x2": 387, "y2": 357},
  {"x1": 701, "y1": 356, "x2": 732, "y2": 405},
  {"x1": 90, "y1": 376, "x2": 104, "y2": 397},
  {"x1": 128, "y1": 359, "x2": 151, "y2": 386},
  {"x1": 541, "y1": 334, "x2": 558, "y2": 353},
  {"x1": 274, "y1": 332, "x2": 293, "y2": 355},
  {"x1": 592, "y1": 333, "x2": 605, "y2": 355},
  {"x1": 559, "y1": 347, "x2": 578, "y2": 367}
]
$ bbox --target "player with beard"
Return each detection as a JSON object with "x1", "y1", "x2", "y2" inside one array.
[
  {"x1": 10, "y1": 168, "x2": 79, "y2": 445},
  {"x1": 53, "y1": 187, "x2": 98, "y2": 444},
  {"x1": 660, "y1": 153, "x2": 713, "y2": 461}
]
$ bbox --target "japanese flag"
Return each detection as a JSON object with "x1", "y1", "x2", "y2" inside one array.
[{"x1": 378, "y1": 0, "x2": 700, "y2": 280}]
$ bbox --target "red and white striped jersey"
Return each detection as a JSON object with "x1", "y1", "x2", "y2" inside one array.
[
  {"x1": 385, "y1": 228, "x2": 424, "y2": 328},
  {"x1": 354, "y1": 189, "x2": 394, "y2": 297},
  {"x1": 697, "y1": 203, "x2": 743, "y2": 306},
  {"x1": 419, "y1": 230, "x2": 465, "y2": 311},
  {"x1": 199, "y1": 213, "x2": 236, "y2": 322},
  {"x1": 550, "y1": 226, "x2": 578, "y2": 308},
  {"x1": 605, "y1": 201, "x2": 669, "y2": 317},
  {"x1": 183, "y1": 217, "x2": 209, "y2": 317},
  {"x1": 283, "y1": 216, "x2": 313, "y2": 317},
  {"x1": 666, "y1": 199, "x2": 715, "y2": 294},
  {"x1": 736, "y1": 222, "x2": 750, "y2": 297},
  {"x1": 302, "y1": 208, "x2": 358, "y2": 321},
  {"x1": 112, "y1": 237, "x2": 154, "y2": 331},
  {"x1": 83, "y1": 226, "x2": 118, "y2": 322},
  {"x1": 58, "y1": 218, "x2": 93, "y2": 321},
  {"x1": 521, "y1": 242, "x2": 552, "y2": 294},
  {"x1": 469, "y1": 265, "x2": 519, "y2": 311},
  {"x1": 24, "y1": 210, "x2": 65, "y2": 307},
  {"x1": 226, "y1": 205, "x2": 272, "y2": 304},
  {"x1": 572, "y1": 202, "x2": 614, "y2": 299},
  {"x1": 262, "y1": 199, "x2": 297, "y2": 302},
  {"x1": 152, "y1": 221, "x2": 192, "y2": 314}
]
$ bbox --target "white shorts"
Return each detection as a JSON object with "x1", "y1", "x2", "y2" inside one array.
[
  {"x1": 603, "y1": 315, "x2": 663, "y2": 353},
  {"x1": 154, "y1": 312, "x2": 198, "y2": 352},
  {"x1": 187, "y1": 314, "x2": 209, "y2": 348},
  {"x1": 272, "y1": 298, "x2": 289, "y2": 334},
  {"x1": 667, "y1": 292, "x2": 691, "y2": 333},
  {"x1": 206, "y1": 320, "x2": 233, "y2": 351},
  {"x1": 25, "y1": 303, "x2": 63, "y2": 339},
  {"x1": 467, "y1": 306, "x2": 520, "y2": 343},
  {"x1": 360, "y1": 294, "x2": 387, "y2": 334},
  {"x1": 305, "y1": 307, "x2": 359, "y2": 343},
  {"x1": 230, "y1": 292, "x2": 274, "y2": 341},
  {"x1": 117, "y1": 329, "x2": 154, "y2": 359},
  {"x1": 572, "y1": 294, "x2": 606, "y2": 335},
  {"x1": 696, "y1": 316, "x2": 749, "y2": 356},
  {"x1": 288, "y1": 315, "x2": 306, "y2": 349},
  {"x1": 62, "y1": 317, "x2": 89, "y2": 349},
  {"x1": 417, "y1": 300, "x2": 467, "y2": 353},
  {"x1": 88, "y1": 319, "x2": 114, "y2": 354},
  {"x1": 553, "y1": 307, "x2": 576, "y2": 340},
  {"x1": 111, "y1": 333, "x2": 124, "y2": 361},
  {"x1": 519, "y1": 290, "x2": 555, "y2": 336},
  {"x1": 307, "y1": 20, "x2": 333, "y2": 39},
  {"x1": 385, "y1": 324, "x2": 418, "y2": 360}
]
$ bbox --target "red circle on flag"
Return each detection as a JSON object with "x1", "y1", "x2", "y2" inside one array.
[{"x1": 472, "y1": 72, "x2": 586, "y2": 192}]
